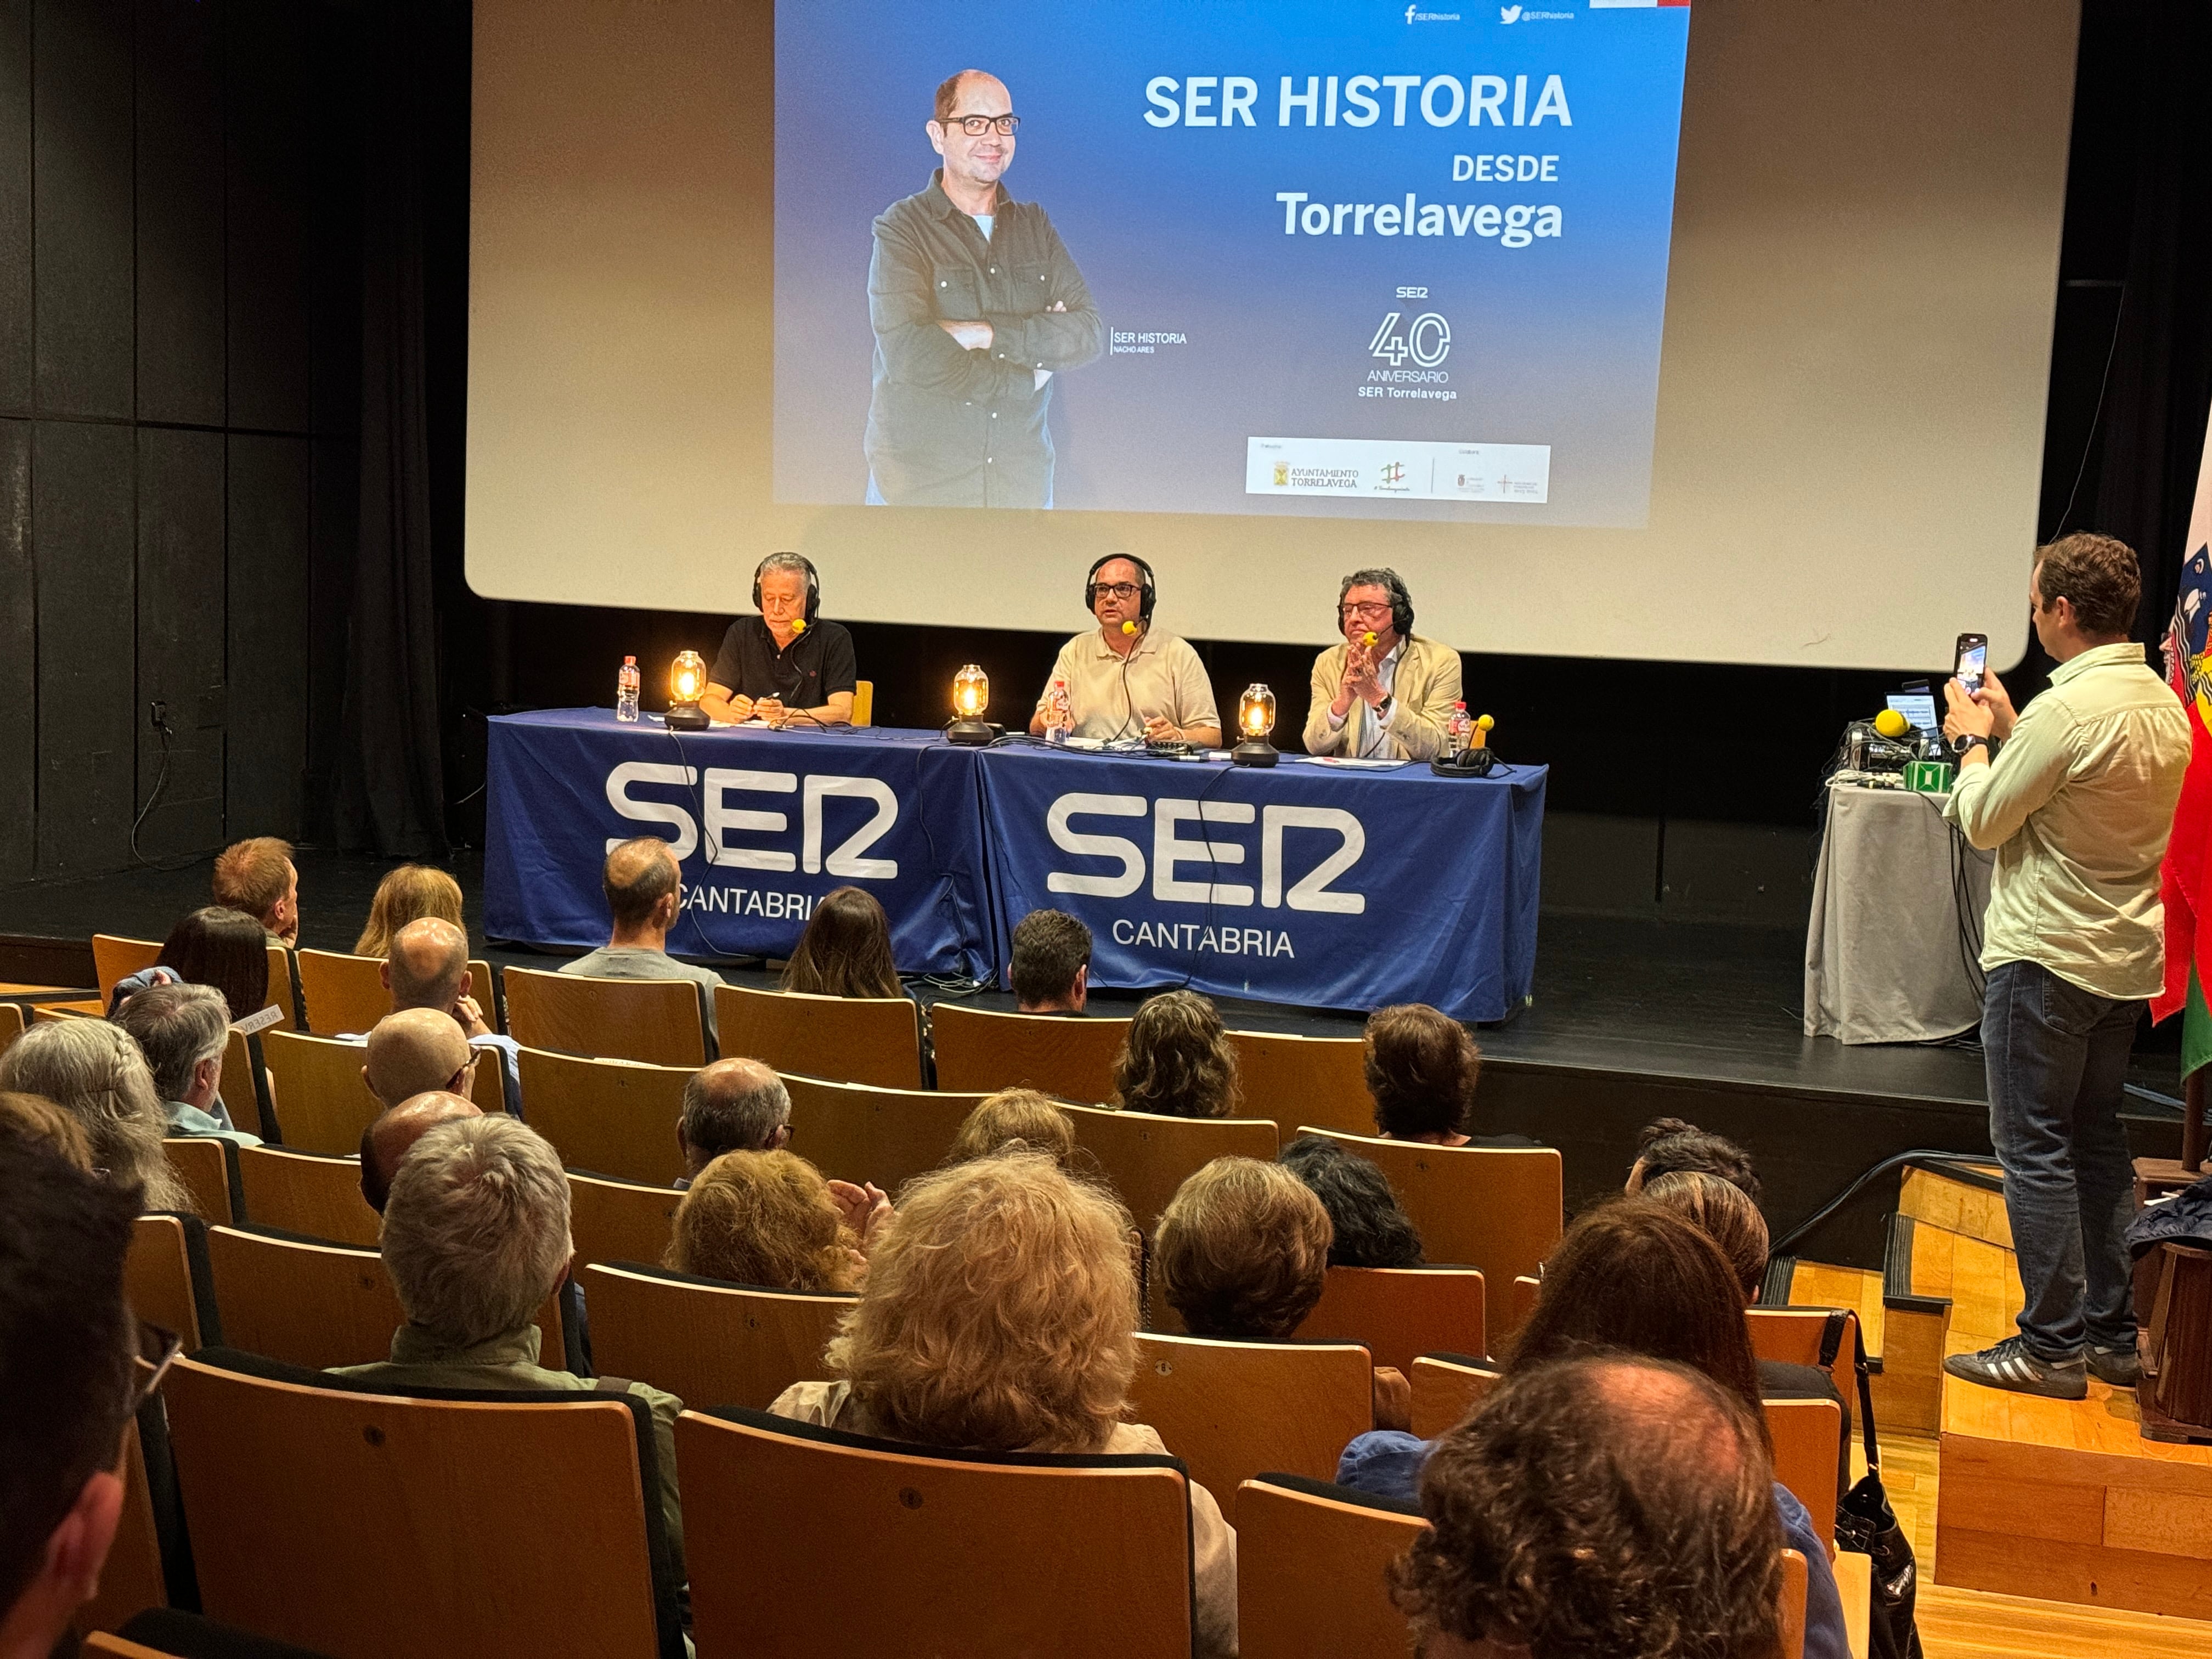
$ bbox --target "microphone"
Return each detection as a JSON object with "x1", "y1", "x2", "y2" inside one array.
[
  {"x1": 791, "y1": 618, "x2": 808, "y2": 635},
  {"x1": 1121, "y1": 620, "x2": 1139, "y2": 636},
  {"x1": 1362, "y1": 631, "x2": 1378, "y2": 647},
  {"x1": 1872, "y1": 708, "x2": 1910, "y2": 740},
  {"x1": 1472, "y1": 713, "x2": 1494, "y2": 748}
]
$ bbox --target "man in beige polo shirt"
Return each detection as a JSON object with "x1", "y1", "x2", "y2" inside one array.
[
  {"x1": 1939, "y1": 532, "x2": 2190, "y2": 1400},
  {"x1": 1302, "y1": 568, "x2": 1462, "y2": 762},
  {"x1": 1029, "y1": 554, "x2": 1221, "y2": 746}
]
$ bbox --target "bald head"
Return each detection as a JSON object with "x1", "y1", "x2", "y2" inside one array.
[
  {"x1": 359, "y1": 1091, "x2": 483, "y2": 1212},
  {"x1": 387, "y1": 916, "x2": 470, "y2": 1013},
  {"x1": 603, "y1": 837, "x2": 681, "y2": 940},
  {"x1": 363, "y1": 1008, "x2": 473, "y2": 1109},
  {"x1": 678, "y1": 1057, "x2": 791, "y2": 1173}
]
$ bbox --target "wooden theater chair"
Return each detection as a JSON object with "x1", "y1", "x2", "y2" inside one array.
[
  {"x1": 714, "y1": 984, "x2": 923, "y2": 1089},
  {"x1": 583, "y1": 1262, "x2": 856, "y2": 1411},
  {"x1": 929, "y1": 1003, "x2": 1129, "y2": 1102}
]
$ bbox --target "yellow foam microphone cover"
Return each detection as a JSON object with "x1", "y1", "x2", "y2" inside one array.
[
  {"x1": 1362, "y1": 631, "x2": 1378, "y2": 647},
  {"x1": 790, "y1": 618, "x2": 807, "y2": 634},
  {"x1": 1872, "y1": 708, "x2": 1910, "y2": 740},
  {"x1": 1121, "y1": 619, "x2": 1139, "y2": 636},
  {"x1": 1476, "y1": 714, "x2": 1495, "y2": 732}
]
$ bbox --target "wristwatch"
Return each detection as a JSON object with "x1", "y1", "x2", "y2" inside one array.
[
  {"x1": 1950, "y1": 732, "x2": 1989, "y2": 760},
  {"x1": 1374, "y1": 693, "x2": 1394, "y2": 721}
]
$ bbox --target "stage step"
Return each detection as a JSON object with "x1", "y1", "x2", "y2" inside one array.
[
  {"x1": 1786, "y1": 1209, "x2": 1955, "y2": 1435},
  {"x1": 1901, "y1": 1158, "x2": 2010, "y2": 1251}
]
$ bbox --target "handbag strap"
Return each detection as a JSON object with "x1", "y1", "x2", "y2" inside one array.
[{"x1": 1848, "y1": 1318, "x2": 1881, "y2": 1474}]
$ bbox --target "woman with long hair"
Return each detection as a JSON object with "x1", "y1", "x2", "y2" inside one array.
[
  {"x1": 1110, "y1": 990, "x2": 1239, "y2": 1120},
  {"x1": 355, "y1": 865, "x2": 466, "y2": 960},
  {"x1": 780, "y1": 886, "x2": 902, "y2": 1000},
  {"x1": 156, "y1": 906, "x2": 271, "y2": 1023},
  {"x1": 665, "y1": 1149, "x2": 867, "y2": 1293}
]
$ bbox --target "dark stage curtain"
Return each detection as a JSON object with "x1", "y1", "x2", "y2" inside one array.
[{"x1": 334, "y1": 0, "x2": 464, "y2": 857}]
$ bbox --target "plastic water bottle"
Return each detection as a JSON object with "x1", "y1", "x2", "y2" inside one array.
[
  {"x1": 1046, "y1": 675, "x2": 1072, "y2": 743},
  {"x1": 1447, "y1": 701, "x2": 1471, "y2": 753},
  {"x1": 616, "y1": 656, "x2": 641, "y2": 723}
]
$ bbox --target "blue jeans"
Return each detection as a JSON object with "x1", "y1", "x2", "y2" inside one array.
[{"x1": 1980, "y1": 958, "x2": 2143, "y2": 1359}]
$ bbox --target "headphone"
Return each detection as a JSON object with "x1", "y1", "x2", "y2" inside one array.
[
  {"x1": 1084, "y1": 554, "x2": 1157, "y2": 623},
  {"x1": 754, "y1": 552, "x2": 821, "y2": 623},
  {"x1": 1339, "y1": 568, "x2": 1414, "y2": 639}
]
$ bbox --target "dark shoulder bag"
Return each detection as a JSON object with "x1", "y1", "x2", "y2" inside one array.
[{"x1": 1831, "y1": 1318, "x2": 1923, "y2": 1659}]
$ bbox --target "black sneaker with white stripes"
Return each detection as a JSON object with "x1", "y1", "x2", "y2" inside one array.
[
  {"x1": 2086, "y1": 1342, "x2": 2142, "y2": 1387},
  {"x1": 1943, "y1": 1336, "x2": 2088, "y2": 1400}
]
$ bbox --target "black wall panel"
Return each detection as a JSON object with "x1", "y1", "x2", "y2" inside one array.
[
  {"x1": 136, "y1": 0, "x2": 226, "y2": 427},
  {"x1": 137, "y1": 427, "x2": 227, "y2": 857},
  {"x1": 0, "y1": 0, "x2": 32, "y2": 416},
  {"x1": 224, "y1": 0, "x2": 310, "y2": 435},
  {"x1": 33, "y1": 420, "x2": 134, "y2": 874},
  {"x1": 32, "y1": 0, "x2": 133, "y2": 421},
  {"x1": 224, "y1": 433, "x2": 309, "y2": 836},
  {"x1": 304, "y1": 434, "x2": 355, "y2": 830},
  {"x1": 0, "y1": 417, "x2": 30, "y2": 882}
]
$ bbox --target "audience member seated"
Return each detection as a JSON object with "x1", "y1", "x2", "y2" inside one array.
[
  {"x1": 112, "y1": 983, "x2": 262, "y2": 1147},
  {"x1": 1156, "y1": 1155, "x2": 1410, "y2": 1429},
  {"x1": 1008, "y1": 909, "x2": 1091, "y2": 1014},
  {"x1": 0, "y1": 1021, "x2": 193, "y2": 1213},
  {"x1": 1364, "y1": 1003, "x2": 1534, "y2": 1147},
  {"x1": 1390, "y1": 1355, "x2": 1787, "y2": 1659},
  {"x1": 0, "y1": 1129, "x2": 144, "y2": 1659},
  {"x1": 362, "y1": 1008, "x2": 477, "y2": 1111},
  {"x1": 1339, "y1": 1199, "x2": 1846, "y2": 1659},
  {"x1": 562, "y1": 838, "x2": 727, "y2": 1040},
  {"x1": 213, "y1": 836, "x2": 301, "y2": 947},
  {"x1": 377, "y1": 917, "x2": 519, "y2": 1113},
  {"x1": 358, "y1": 1092, "x2": 482, "y2": 1214},
  {"x1": 355, "y1": 864, "x2": 466, "y2": 959},
  {"x1": 1110, "y1": 990, "x2": 1239, "y2": 1120},
  {"x1": 780, "y1": 885, "x2": 904, "y2": 1000},
  {"x1": 1626, "y1": 1115, "x2": 1762, "y2": 1203},
  {"x1": 948, "y1": 1089, "x2": 1080, "y2": 1170},
  {"x1": 0, "y1": 1091, "x2": 94, "y2": 1170},
  {"x1": 1277, "y1": 1135, "x2": 1423, "y2": 1268},
  {"x1": 769, "y1": 1153, "x2": 1237, "y2": 1658},
  {"x1": 665, "y1": 1149, "x2": 872, "y2": 1292},
  {"x1": 677, "y1": 1058, "x2": 792, "y2": 1186},
  {"x1": 154, "y1": 906, "x2": 272, "y2": 1023},
  {"x1": 332, "y1": 1116, "x2": 685, "y2": 1576}
]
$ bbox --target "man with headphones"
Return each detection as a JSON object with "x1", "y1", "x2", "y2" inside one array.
[
  {"x1": 1302, "y1": 568, "x2": 1462, "y2": 761},
  {"x1": 699, "y1": 552, "x2": 858, "y2": 727},
  {"x1": 1029, "y1": 555, "x2": 1221, "y2": 746}
]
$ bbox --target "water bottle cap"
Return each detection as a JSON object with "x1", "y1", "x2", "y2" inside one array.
[{"x1": 624, "y1": 656, "x2": 636, "y2": 664}]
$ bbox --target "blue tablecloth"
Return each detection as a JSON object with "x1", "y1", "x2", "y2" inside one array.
[
  {"x1": 974, "y1": 746, "x2": 1545, "y2": 1022},
  {"x1": 483, "y1": 711, "x2": 994, "y2": 977},
  {"x1": 484, "y1": 713, "x2": 1546, "y2": 1021}
]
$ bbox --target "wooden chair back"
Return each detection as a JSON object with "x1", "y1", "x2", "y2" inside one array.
[
  {"x1": 0, "y1": 1000, "x2": 20, "y2": 1054},
  {"x1": 222, "y1": 1028, "x2": 271, "y2": 1140},
  {"x1": 583, "y1": 1263, "x2": 856, "y2": 1411},
  {"x1": 929, "y1": 1003, "x2": 1130, "y2": 1102},
  {"x1": 1127, "y1": 1332, "x2": 1374, "y2": 1516},
  {"x1": 1504, "y1": 1274, "x2": 1542, "y2": 1345},
  {"x1": 1764, "y1": 1398, "x2": 1841, "y2": 1551},
  {"x1": 677, "y1": 1406, "x2": 1198, "y2": 1659},
  {"x1": 92, "y1": 934, "x2": 163, "y2": 1001},
  {"x1": 1063, "y1": 1104, "x2": 1280, "y2": 1236},
  {"x1": 236, "y1": 1146, "x2": 380, "y2": 1248},
  {"x1": 293, "y1": 949, "x2": 393, "y2": 1037},
  {"x1": 504, "y1": 964, "x2": 707, "y2": 1068},
  {"x1": 469, "y1": 959, "x2": 503, "y2": 1031},
  {"x1": 517, "y1": 1047, "x2": 692, "y2": 1187},
  {"x1": 162, "y1": 1355, "x2": 675, "y2": 1659},
  {"x1": 466, "y1": 1042, "x2": 509, "y2": 1117},
  {"x1": 266, "y1": 946, "x2": 299, "y2": 1031},
  {"x1": 1296, "y1": 1129, "x2": 1561, "y2": 1296},
  {"x1": 32, "y1": 1001, "x2": 103, "y2": 1022},
  {"x1": 80, "y1": 1639, "x2": 168, "y2": 1657},
  {"x1": 1746, "y1": 1306, "x2": 1860, "y2": 1406},
  {"x1": 77, "y1": 1419, "x2": 165, "y2": 1636},
  {"x1": 258, "y1": 1030, "x2": 383, "y2": 1156},
  {"x1": 779, "y1": 1074, "x2": 988, "y2": 1192},
  {"x1": 127, "y1": 1215, "x2": 211, "y2": 1353},
  {"x1": 1235, "y1": 1474, "x2": 1425, "y2": 1659},
  {"x1": 205, "y1": 1226, "x2": 403, "y2": 1370},
  {"x1": 715, "y1": 984, "x2": 921, "y2": 1089},
  {"x1": 1780, "y1": 1548, "x2": 1809, "y2": 1659},
  {"x1": 850, "y1": 679, "x2": 874, "y2": 727},
  {"x1": 1227, "y1": 1030, "x2": 1373, "y2": 1141},
  {"x1": 568, "y1": 1171, "x2": 682, "y2": 1272},
  {"x1": 1297, "y1": 1266, "x2": 1487, "y2": 1376},
  {"x1": 162, "y1": 1138, "x2": 234, "y2": 1226},
  {"x1": 2143, "y1": 1240, "x2": 2212, "y2": 1427},
  {"x1": 1408, "y1": 1353, "x2": 1500, "y2": 1439}
]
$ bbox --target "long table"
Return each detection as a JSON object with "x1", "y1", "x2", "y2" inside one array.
[{"x1": 484, "y1": 710, "x2": 1547, "y2": 1022}]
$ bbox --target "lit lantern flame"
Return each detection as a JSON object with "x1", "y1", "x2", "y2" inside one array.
[
  {"x1": 670, "y1": 650, "x2": 706, "y2": 706},
  {"x1": 953, "y1": 664, "x2": 990, "y2": 720},
  {"x1": 1238, "y1": 683, "x2": 1277, "y2": 741}
]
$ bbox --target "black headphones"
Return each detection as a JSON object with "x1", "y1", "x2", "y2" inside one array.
[
  {"x1": 1339, "y1": 568, "x2": 1414, "y2": 639},
  {"x1": 1084, "y1": 554, "x2": 1157, "y2": 623},
  {"x1": 754, "y1": 552, "x2": 821, "y2": 623}
]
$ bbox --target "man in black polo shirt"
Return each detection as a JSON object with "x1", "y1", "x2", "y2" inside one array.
[
  {"x1": 864, "y1": 69, "x2": 1104, "y2": 509},
  {"x1": 699, "y1": 552, "x2": 859, "y2": 727}
]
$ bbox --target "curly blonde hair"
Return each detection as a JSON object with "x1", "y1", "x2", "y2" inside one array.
[
  {"x1": 666, "y1": 1150, "x2": 860, "y2": 1294},
  {"x1": 948, "y1": 1089, "x2": 1079, "y2": 1170},
  {"x1": 1111, "y1": 990, "x2": 1239, "y2": 1120},
  {"x1": 827, "y1": 1152, "x2": 1138, "y2": 1452},
  {"x1": 354, "y1": 865, "x2": 466, "y2": 960}
]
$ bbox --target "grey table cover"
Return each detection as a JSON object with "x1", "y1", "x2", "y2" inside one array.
[{"x1": 1804, "y1": 778, "x2": 1994, "y2": 1045}]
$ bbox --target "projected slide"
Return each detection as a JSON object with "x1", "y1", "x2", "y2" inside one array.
[{"x1": 775, "y1": 0, "x2": 1691, "y2": 524}]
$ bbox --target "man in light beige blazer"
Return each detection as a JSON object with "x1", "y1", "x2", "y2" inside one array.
[{"x1": 1302, "y1": 568, "x2": 1463, "y2": 761}]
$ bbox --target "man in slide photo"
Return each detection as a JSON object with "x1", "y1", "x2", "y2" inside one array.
[{"x1": 864, "y1": 69, "x2": 1104, "y2": 508}]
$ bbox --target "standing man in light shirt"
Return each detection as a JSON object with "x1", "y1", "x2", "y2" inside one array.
[
  {"x1": 1302, "y1": 568, "x2": 1462, "y2": 761},
  {"x1": 1939, "y1": 533, "x2": 2191, "y2": 1400},
  {"x1": 1030, "y1": 555, "x2": 1221, "y2": 746}
]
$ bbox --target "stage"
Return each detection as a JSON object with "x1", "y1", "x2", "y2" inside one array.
[{"x1": 1, "y1": 845, "x2": 2187, "y2": 1269}]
